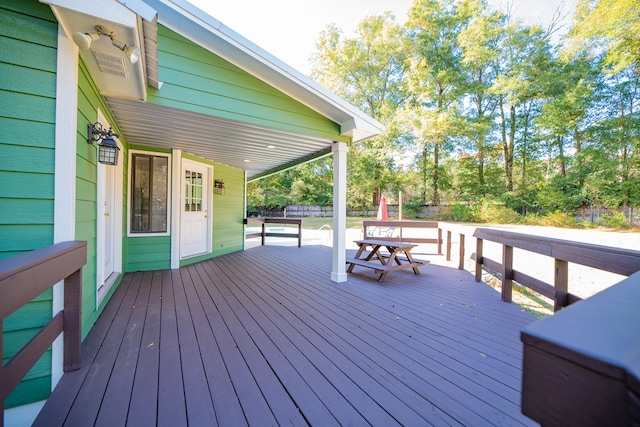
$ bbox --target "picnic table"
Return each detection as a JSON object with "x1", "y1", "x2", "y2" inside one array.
[{"x1": 346, "y1": 239, "x2": 428, "y2": 282}]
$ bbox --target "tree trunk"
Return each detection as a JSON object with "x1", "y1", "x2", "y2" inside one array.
[
  {"x1": 557, "y1": 136, "x2": 566, "y2": 177},
  {"x1": 422, "y1": 143, "x2": 428, "y2": 205},
  {"x1": 432, "y1": 140, "x2": 439, "y2": 205},
  {"x1": 506, "y1": 105, "x2": 516, "y2": 192}
]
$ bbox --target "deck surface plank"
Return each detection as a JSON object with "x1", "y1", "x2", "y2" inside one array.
[
  {"x1": 157, "y1": 269, "x2": 187, "y2": 427},
  {"x1": 34, "y1": 244, "x2": 538, "y2": 426}
]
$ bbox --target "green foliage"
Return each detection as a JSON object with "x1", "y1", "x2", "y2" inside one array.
[
  {"x1": 250, "y1": 0, "x2": 640, "y2": 219},
  {"x1": 476, "y1": 198, "x2": 522, "y2": 223},
  {"x1": 525, "y1": 211, "x2": 580, "y2": 227},
  {"x1": 449, "y1": 203, "x2": 478, "y2": 222},
  {"x1": 596, "y1": 212, "x2": 631, "y2": 229},
  {"x1": 567, "y1": 0, "x2": 640, "y2": 74}
]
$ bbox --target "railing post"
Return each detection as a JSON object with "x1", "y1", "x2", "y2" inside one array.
[
  {"x1": 554, "y1": 259, "x2": 569, "y2": 311},
  {"x1": 297, "y1": 221, "x2": 302, "y2": 248},
  {"x1": 437, "y1": 228, "x2": 442, "y2": 254},
  {"x1": 475, "y1": 238, "x2": 483, "y2": 282},
  {"x1": 502, "y1": 245, "x2": 513, "y2": 303},
  {"x1": 446, "y1": 230, "x2": 452, "y2": 261},
  {"x1": 1, "y1": 318, "x2": 4, "y2": 427},
  {"x1": 63, "y1": 268, "x2": 82, "y2": 371},
  {"x1": 458, "y1": 233, "x2": 465, "y2": 270},
  {"x1": 261, "y1": 222, "x2": 266, "y2": 246}
]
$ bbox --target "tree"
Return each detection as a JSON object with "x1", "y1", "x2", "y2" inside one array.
[
  {"x1": 405, "y1": 0, "x2": 468, "y2": 204},
  {"x1": 568, "y1": 0, "x2": 640, "y2": 75},
  {"x1": 457, "y1": 0, "x2": 504, "y2": 196},
  {"x1": 490, "y1": 18, "x2": 552, "y2": 195},
  {"x1": 311, "y1": 13, "x2": 408, "y2": 206}
]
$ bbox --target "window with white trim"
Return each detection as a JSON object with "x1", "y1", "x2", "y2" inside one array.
[{"x1": 130, "y1": 153, "x2": 169, "y2": 233}]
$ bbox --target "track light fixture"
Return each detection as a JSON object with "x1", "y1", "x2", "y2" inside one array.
[{"x1": 72, "y1": 25, "x2": 141, "y2": 64}]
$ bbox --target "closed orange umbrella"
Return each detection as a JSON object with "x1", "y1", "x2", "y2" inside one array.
[{"x1": 376, "y1": 195, "x2": 388, "y2": 220}]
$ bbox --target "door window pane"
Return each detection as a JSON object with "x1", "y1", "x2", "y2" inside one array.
[
  {"x1": 131, "y1": 154, "x2": 168, "y2": 233},
  {"x1": 184, "y1": 170, "x2": 203, "y2": 212}
]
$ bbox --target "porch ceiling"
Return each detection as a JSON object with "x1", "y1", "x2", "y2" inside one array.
[{"x1": 106, "y1": 97, "x2": 333, "y2": 179}]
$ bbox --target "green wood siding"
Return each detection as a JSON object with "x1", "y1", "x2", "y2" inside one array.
[
  {"x1": 0, "y1": 0, "x2": 57, "y2": 409},
  {"x1": 211, "y1": 164, "x2": 245, "y2": 256},
  {"x1": 178, "y1": 154, "x2": 245, "y2": 267},
  {"x1": 77, "y1": 59, "x2": 130, "y2": 336},
  {"x1": 149, "y1": 26, "x2": 345, "y2": 142},
  {"x1": 76, "y1": 61, "x2": 100, "y2": 337},
  {"x1": 124, "y1": 147, "x2": 171, "y2": 272},
  {"x1": 126, "y1": 236, "x2": 171, "y2": 271}
]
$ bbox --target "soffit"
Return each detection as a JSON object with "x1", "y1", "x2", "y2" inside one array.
[{"x1": 106, "y1": 97, "x2": 333, "y2": 179}]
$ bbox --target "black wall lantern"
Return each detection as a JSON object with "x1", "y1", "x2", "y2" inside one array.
[
  {"x1": 88, "y1": 122, "x2": 120, "y2": 166},
  {"x1": 215, "y1": 179, "x2": 225, "y2": 195}
]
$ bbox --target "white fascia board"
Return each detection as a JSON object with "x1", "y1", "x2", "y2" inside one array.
[
  {"x1": 148, "y1": 0, "x2": 385, "y2": 140},
  {"x1": 41, "y1": 0, "x2": 139, "y2": 28},
  {"x1": 340, "y1": 116, "x2": 385, "y2": 142},
  {"x1": 116, "y1": 0, "x2": 157, "y2": 21}
]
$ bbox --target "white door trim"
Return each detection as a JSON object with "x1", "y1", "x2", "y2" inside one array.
[
  {"x1": 179, "y1": 158, "x2": 213, "y2": 260},
  {"x1": 96, "y1": 109, "x2": 123, "y2": 307}
]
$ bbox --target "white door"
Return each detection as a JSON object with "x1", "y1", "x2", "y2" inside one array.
[
  {"x1": 180, "y1": 160, "x2": 210, "y2": 258},
  {"x1": 96, "y1": 113, "x2": 122, "y2": 304},
  {"x1": 97, "y1": 155, "x2": 119, "y2": 298}
]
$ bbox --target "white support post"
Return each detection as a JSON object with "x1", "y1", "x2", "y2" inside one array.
[
  {"x1": 52, "y1": 26, "x2": 78, "y2": 390},
  {"x1": 331, "y1": 141, "x2": 349, "y2": 283},
  {"x1": 170, "y1": 149, "x2": 182, "y2": 268}
]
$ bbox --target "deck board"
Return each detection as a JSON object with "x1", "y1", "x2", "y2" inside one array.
[{"x1": 34, "y1": 244, "x2": 538, "y2": 426}]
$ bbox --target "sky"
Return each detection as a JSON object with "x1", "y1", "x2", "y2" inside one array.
[{"x1": 188, "y1": 0, "x2": 578, "y2": 75}]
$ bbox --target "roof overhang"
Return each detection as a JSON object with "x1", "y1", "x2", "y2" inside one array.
[
  {"x1": 40, "y1": 0, "x2": 158, "y2": 100},
  {"x1": 142, "y1": 0, "x2": 385, "y2": 143},
  {"x1": 42, "y1": 0, "x2": 384, "y2": 179}
]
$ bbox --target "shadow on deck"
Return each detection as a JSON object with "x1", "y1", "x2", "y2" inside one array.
[{"x1": 34, "y1": 244, "x2": 538, "y2": 426}]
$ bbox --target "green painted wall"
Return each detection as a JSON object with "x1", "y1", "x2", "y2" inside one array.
[
  {"x1": 124, "y1": 146, "x2": 171, "y2": 271},
  {"x1": 76, "y1": 58, "x2": 129, "y2": 338},
  {"x1": 179, "y1": 154, "x2": 245, "y2": 267},
  {"x1": 0, "y1": 0, "x2": 57, "y2": 409},
  {"x1": 1, "y1": 0, "x2": 131, "y2": 409},
  {"x1": 149, "y1": 25, "x2": 347, "y2": 142},
  {"x1": 126, "y1": 236, "x2": 171, "y2": 271},
  {"x1": 211, "y1": 164, "x2": 246, "y2": 256}
]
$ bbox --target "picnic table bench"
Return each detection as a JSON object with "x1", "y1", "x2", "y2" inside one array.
[{"x1": 346, "y1": 239, "x2": 428, "y2": 282}]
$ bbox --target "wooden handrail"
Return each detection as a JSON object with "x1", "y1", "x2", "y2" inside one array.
[
  {"x1": 438, "y1": 222, "x2": 477, "y2": 270},
  {"x1": 0, "y1": 241, "x2": 86, "y2": 424},
  {"x1": 362, "y1": 220, "x2": 442, "y2": 253},
  {"x1": 245, "y1": 218, "x2": 302, "y2": 247},
  {"x1": 521, "y1": 271, "x2": 640, "y2": 424},
  {"x1": 470, "y1": 228, "x2": 640, "y2": 311}
]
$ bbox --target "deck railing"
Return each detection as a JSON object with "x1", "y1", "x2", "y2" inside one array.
[
  {"x1": 471, "y1": 227, "x2": 640, "y2": 311},
  {"x1": 363, "y1": 220, "x2": 640, "y2": 311},
  {"x1": 245, "y1": 218, "x2": 302, "y2": 247},
  {"x1": 0, "y1": 241, "x2": 86, "y2": 425},
  {"x1": 362, "y1": 220, "x2": 442, "y2": 253}
]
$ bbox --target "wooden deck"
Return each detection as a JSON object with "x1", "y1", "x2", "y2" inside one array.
[{"x1": 34, "y1": 244, "x2": 538, "y2": 426}]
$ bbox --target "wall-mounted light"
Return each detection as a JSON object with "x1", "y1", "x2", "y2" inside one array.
[
  {"x1": 88, "y1": 122, "x2": 120, "y2": 166},
  {"x1": 73, "y1": 25, "x2": 141, "y2": 64},
  {"x1": 215, "y1": 179, "x2": 225, "y2": 195}
]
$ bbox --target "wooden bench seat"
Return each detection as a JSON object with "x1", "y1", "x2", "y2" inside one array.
[
  {"x1": 345, "y1": 258, "x2": 393, "y2": 273},
  {"x1": 378, "y1": 254, "x2": 429, "y2": 265},
  {"x1": 346, "y1": 257, "x2": 427, "y2": 281}
]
